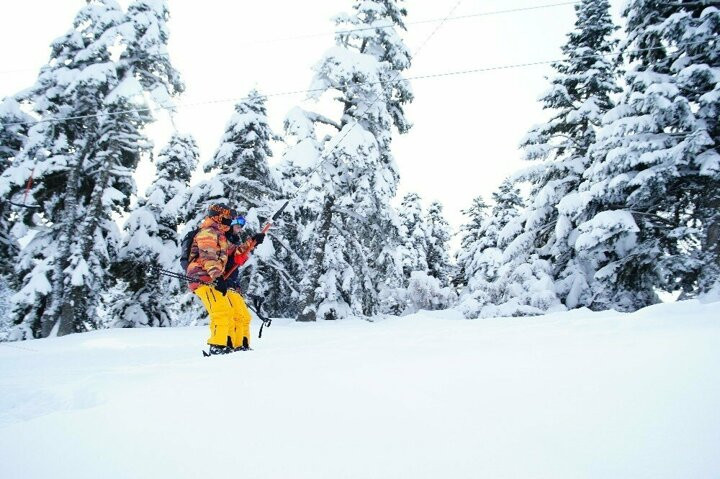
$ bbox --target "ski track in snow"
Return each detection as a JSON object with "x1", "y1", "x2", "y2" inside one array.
[{"x1": 0, "y1": 301, "x2": 719, "y2": 479}]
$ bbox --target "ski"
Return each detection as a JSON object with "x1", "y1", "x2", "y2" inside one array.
[{"x1": 202, "y1": 348, "x2": 253, "y2": 357}]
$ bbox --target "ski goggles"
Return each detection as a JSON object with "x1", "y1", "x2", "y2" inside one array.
[{"x1": 230, "y1": 215, "x2": 246, "y2": 226}]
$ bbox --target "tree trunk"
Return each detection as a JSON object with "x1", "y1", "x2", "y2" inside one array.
[
  {"x1": 42, "y1": 164, "x2": 81, "y2": 338},
  {"x1": 702, "y1": 195, "x2": 720, "y2": 292}
]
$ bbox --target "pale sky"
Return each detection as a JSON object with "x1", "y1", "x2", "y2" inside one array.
[{"x1": 0, "y1": 0, "x2": 623, "y2": 249}]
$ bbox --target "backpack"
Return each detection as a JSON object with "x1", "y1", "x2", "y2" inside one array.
[{"x1": 179, "y1": 228, "x2": 199, "y2": 272}]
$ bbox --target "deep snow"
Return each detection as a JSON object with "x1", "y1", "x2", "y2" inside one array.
[{"x1": 1, "y1": 300, "x2": 719, "y2": 479}]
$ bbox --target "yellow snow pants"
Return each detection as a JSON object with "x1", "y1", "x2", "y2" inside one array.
[{"x1": 195, "y1": 285, "x2": 252, "y2": 348}]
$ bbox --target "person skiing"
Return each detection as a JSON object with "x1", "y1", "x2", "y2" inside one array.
[
  {"x1": 224, "y1": 217, "x2": 259, "y2": 350},
  {"x1": 186, "y1": 203, "x2": 265, "y2": 355}
]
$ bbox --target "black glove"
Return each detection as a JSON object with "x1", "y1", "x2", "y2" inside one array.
[
  {"x1": 226, "y1": 232, "x2": 241, "y2": 244},
  {"x1": 213, "y1": 277, "x2": 229, "y2": 295},
  {"x1": 252, "y1": 233, "x2": 265, "y2": 245}
]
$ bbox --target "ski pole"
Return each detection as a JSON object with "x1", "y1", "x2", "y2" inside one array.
[
  {"x1": 247, "y1": 295, "x2": 271, "y2": 338},
  {"x1": 2, "y1": 199, "x2": 41, "y2": 209},
  {"x1": 156, "y1": 265, "x2": 272, "y2": 336},
  {"x1": 152, "y1": 265, "x2": 212, "y2": 285},
  {"x1": 223, "y1": 200, "x2": 290, "y2": 280}
]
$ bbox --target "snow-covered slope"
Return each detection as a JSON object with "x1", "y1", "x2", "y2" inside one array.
[{"x1": 1, "y1": 300, "x2": 719, "y2": 479}]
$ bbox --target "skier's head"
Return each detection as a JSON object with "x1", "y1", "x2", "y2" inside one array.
[
  {"x1": 230, "y1": 214, "x2": 246, "y2": 234},
  {"x1": 207, "y1": 203, "x2": 237, "y2": 229}
]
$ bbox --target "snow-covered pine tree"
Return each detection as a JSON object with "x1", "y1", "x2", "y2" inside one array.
[
  {"x1": 403, "y1": 270, "x2": 457, "y2": 314},
  {"x1": 579, "y1": 1, "x2": 720, "y2": 309},
  {"x1": 458, "y1": 179, "x2": 556, "y2": 319},
  {"x1": 60, "y1": 96, "x2": 154, "y2": 334},
  {"x1": 397, "y1": 192, "x2": 429, "y2": 280},
  {"x1": 455, "y1": 195, "x2": 490, "y2": 289},
  {"x1": 0, "y1": 98, "x2": 31, "y2": 173},
  {"x1": 110, "y1": 133, "x2": 199, "y2": 327},
  {"x1": 394, "y1": 200, "x2": 456, "y2": 313},
  {"x1": 60, "y1": 0, "x2": 184, "y2": 335},
  {"x1": 192, "y1": 91, "x2": 279, "y2": 214},
  {"x1": 121, "y1": 0, "x2": 184, "y2": 109},
  {"x1": 487, "y1": 181, "x2": 525, "y2": 261},
  {"x1": 0, "y1": 0, "x2": 182, "y2": 339},
  {"x1": 458, "y1": 182, "x2": 522, "y2": 317},
  {"x1": 518, "y1": 0, "x2": 620, "y2": 310},
  {"x1": 2, "y1": 0, "x2": 128, "y2": 339},
  {"x1": 384, "y1": 192, "x2": 428, "y2": 315},
  {"x1": 295, "y1": 0, "x2": 413, "y2": 321},
  {"x1": 0, "y1": 100, "x2": 26, "y2": 337},
  {"x1": 0, "y1": 277, "x2": 10, "y2": 341},
  {"x1": 188, "y1": 91, "x2": 296, "y2": 316},
  {"x1": 424, "y1": 201, "x2": 453, "y2": 286},
  {"x1": 276, "y1": 107, "x2": 337, "y2": 317},
  {"x1": 489, "y1": 221, "x2": 564, "y2": 318},
  {"x1": 0, "y1": 98, "x2": 33, "y2": 281},
  {"x1": 281, "y1": 111, "x2": 358, "y2": 321}
]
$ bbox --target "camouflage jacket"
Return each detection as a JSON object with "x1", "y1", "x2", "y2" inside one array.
[
  {"x1": 187, "y1": 217, "x2": 254, "y2": 291},
  {"x1": 186, "y1": 217, "x2": 230, "y2": 291}
]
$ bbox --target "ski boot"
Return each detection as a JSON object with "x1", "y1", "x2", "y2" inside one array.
[
  {"x1": 233, "y1": 337, "x2": 252, "y2": 352},
  {"x1": 208, "y1": 344, "x2": 232, "y2": 355}
]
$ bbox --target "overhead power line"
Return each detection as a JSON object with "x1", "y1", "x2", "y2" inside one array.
[
  {"x1": 2, "y1": 38, "x2": 711, "y2": 129},
  {"x1": 407, "y1": 1, "x2": 581, "y2": 25},
  {"x1": 268, "y1": 1, "x2": 581, "y2": 42},
  {"x1": 0, "y1": 1, "x2": 581, "y2": 77}
]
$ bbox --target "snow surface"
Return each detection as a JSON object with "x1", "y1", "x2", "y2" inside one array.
[{"x1": 1, "y1": 301, "x2": 719, "y2": 479}]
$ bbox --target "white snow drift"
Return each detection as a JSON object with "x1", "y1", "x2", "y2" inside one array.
[{"x1": 1, "y1": 299, "x2": 718, "y2": 479}]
